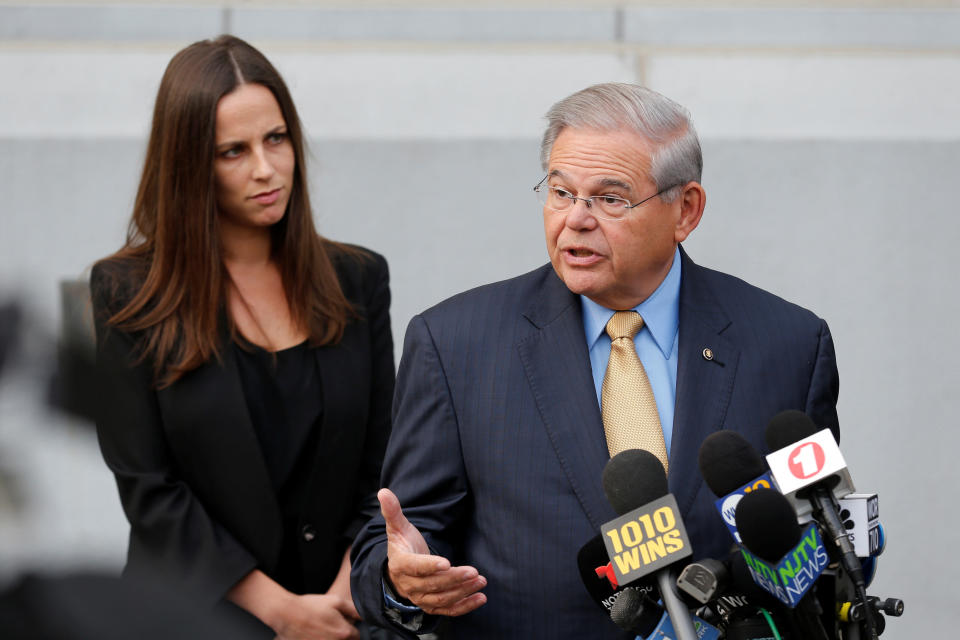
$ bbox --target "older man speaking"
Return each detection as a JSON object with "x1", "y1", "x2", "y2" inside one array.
[{"x1": 351, "y1": 83, "x2": 839, "y2": 639}]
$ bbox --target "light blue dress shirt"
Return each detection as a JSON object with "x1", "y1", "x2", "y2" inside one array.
[{"x1": 580, "y1": 247, "x2": 682, "y2": 455}]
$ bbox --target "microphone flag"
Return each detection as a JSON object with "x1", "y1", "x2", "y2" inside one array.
[
  {"x1": 738, "y1": 523, "x2": 829, "y2": 608},
  {"x1": 600, "y1": 493, "x2": 692, "y2": 586}
]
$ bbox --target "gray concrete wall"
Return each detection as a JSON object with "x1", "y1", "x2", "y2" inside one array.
[{"x1": 1, "y1": 3, "x2": 957, "y2": 635}]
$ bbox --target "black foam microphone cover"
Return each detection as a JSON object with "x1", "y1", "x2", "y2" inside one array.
[
  {"x1": 697, "y1": 430, "x2": 767, "y2": 497},
  {"x1": 609, "y1": 587, "x2": 663, "y2": 636},
  {"x1": 734, "y1": 488, "x2": 802, "y2": 563},
  {"x1": 602, "y1": 448, "x2": 668, "y2": 516},
  {"x1": 765, "y1": 410, "x2": 819, "y2": 452}
]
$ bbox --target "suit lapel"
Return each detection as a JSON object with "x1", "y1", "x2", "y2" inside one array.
[
  {"x1": 670, "y1": 249, "x2": 740, "y2": 516},
  {"x1": 516, "y1": 268, "x2": 615, "y2": 529}
]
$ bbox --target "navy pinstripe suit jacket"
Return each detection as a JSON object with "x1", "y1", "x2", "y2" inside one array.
[{"x1": 352, "y1": 247, "x2": 839, "y2": 639}]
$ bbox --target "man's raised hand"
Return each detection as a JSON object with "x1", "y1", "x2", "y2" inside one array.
[{"x1": 378, "y1": 488, "x2": 487, "y2": 617}]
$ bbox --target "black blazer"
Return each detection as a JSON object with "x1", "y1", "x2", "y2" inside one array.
[{"x1": 91, "y1": 244, "x2": 394, "y2": 605}]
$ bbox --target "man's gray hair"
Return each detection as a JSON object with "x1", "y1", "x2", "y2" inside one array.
[{"x1": 540, "y1": 83, "x2": 702, "y2": 202}]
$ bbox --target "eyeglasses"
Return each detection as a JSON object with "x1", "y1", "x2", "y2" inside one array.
[{"x1": 533, "y1": 175, "x2": 678, "y2": 221}]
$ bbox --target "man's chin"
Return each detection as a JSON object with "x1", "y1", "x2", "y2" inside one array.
[{"x1": 555, "y1": 269, "x2": 603, "y2": 300}]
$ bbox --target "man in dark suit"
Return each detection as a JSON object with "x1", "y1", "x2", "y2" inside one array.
[{"x1": 351, "y1": 83, "x2": 839, "y2": 639}]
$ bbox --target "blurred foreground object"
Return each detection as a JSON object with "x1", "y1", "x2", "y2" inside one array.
[{"x1": 0, "y1": 572, "x2": 260, "y2": 639}]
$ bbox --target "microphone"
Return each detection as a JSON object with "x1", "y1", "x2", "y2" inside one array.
[
  {"x1": 577, "y1": 533, "x2": 656, "y2": 614},
  {"x1": 697, "y1": 430, "x2": 767, "y2": 497},
  {"x1": 599, "y1": 449, "x2": 698, "y2": 640},
  {"x1": 697, "y1": 431, "x2": 776, "y2": 544},
  {"x1": 673, "y1": 546, "x2": 804, "y2": 639},
  {"x1": 676, "y1": 558, "x2": 728, "y2": 604},
  {"x1": 610, "y1": 587, "x2": 721, "y2": 640},
  {"x1": 580, "y1": 533, "x2": 721, "y2": 639},
  {"x1": 765, "y1": 410, "x2": 855, "y2": 518},
  {"x1": 602, "y1": 448, "x2": 670, "y2": 514},
  {"x1": 608, "y1": 587, "x2": 665, "y2": 637},
  {"x1": 764, "y1": 410, "x2": 878, "y2": 638},
  {"x1": 734, "y1": 488, "x2": 832, "y2": 640}
]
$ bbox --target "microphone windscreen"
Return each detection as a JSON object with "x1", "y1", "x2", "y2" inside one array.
[
  {"x1": 602, "y1": 449, "x2": 668, "y2": 515},
  {"x1": 609, "y1": 587, "x2": 663, "y2": 636},
  {"x1": 735, "y1": 488, "x2": 802, "y2": 562},
  {"x1": 765, "y1": 410, "x2": 818, "y2": 452},
  {"x1": 577, "y1": 535, "x2": 617, "y2": 607},
  {"x1": 697, "y1": 430, "x2": 767, "y2": 497}
]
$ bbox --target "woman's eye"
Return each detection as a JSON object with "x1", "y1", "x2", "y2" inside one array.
[
  {"x1": 268, "y1": 132, "x2": 288, "y2": 144},
  {"x1": 220, "y1": 147, "x2": 242, "y2": 159}
]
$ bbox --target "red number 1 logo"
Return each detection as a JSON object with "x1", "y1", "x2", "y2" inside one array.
[{"x1": 788, "y1": 442, "x2": 825, "y2": 479}]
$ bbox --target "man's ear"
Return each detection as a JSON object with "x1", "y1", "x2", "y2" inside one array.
[{"x1": 675, "y1": 181, "x2": 706, "y2": 243}]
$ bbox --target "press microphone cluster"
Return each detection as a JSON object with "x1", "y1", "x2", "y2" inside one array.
[
  {"x1": 574, "y1": 449, "x2": 725, "y2": 639},
  {"x1": 693, "y1": 411, "x2": 904, "y2": 639},
  {"x1": 580, "y1": 444, "x2": 806, "y2": 639},
  {"x1": 576, "y1": 411, "x2": 902, "y2": 638}
]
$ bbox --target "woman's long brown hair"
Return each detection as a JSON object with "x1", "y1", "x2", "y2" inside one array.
[{"x1": 98, "y1": 35, "x2": 356, "y2": 388}]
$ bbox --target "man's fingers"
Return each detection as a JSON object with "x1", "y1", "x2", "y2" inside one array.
[
  {"x1": 393, "y1": 563, "x2": 477, "y2": 593},
  {"x1": 414, "y1": 573, "x2": 487, "y2": 608},
  {"x1": 422, "y1": 591, "x2": 488, "y2": 617},
  {"x1": 391, "y1": 565, "x2": 486, "y2": 615},
  {"x1": 389, "y1": 545, "x2": 452, "y2": 577}
]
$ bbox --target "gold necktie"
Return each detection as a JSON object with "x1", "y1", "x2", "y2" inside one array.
[{"x1": 601, "y1": 311, "x2": 669, "y2": 472}]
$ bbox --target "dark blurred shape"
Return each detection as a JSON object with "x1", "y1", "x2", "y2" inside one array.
[
  {"x1": 47, "y1": 280, "x2": 98, "y2": 424},
  {"x1": 0, "y1": 300, "x2": 26, "y2": 513},
  {"x1": 0, "y1": 572, "x2": 262, "y2": 640},
  {"x1": 0, "y1": 301, "x2": 21, "y2": 379},
  {"x1": 1, "y1": 283, "x2": 99, "y2": 424}
]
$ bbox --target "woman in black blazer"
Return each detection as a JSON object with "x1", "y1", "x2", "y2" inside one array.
[{"x1": 91, "y1": 36, "x2": 394, "y2": 639}]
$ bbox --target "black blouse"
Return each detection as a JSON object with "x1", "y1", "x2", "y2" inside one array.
[{"x1": 233, "y1": 338, "x2": 323, "y2": 594}]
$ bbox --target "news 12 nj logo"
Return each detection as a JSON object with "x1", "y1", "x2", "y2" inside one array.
[
  {"x1": 713, "y1": 472, "x2": 775, "y2": 543},
  {"x1": 649, "y1": 609, "x2": 721, "y2": 640},
  {"x1": 601, "y1": 494, "x2": 692, "y2": 586},
  {"x1": 739, "y1": 524, "x2": 830, "y2": 607}
]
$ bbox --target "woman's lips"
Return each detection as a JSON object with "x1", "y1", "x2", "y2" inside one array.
[{"x1": 251, "y1": 188, "x2": 281, "y2": 205}]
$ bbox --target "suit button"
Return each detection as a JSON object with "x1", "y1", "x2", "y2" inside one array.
[{"x1": 301, "y1": 524, "x2": 317, "y2": 542}]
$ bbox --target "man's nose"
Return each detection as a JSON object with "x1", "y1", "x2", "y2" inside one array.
[{"x1": 564, "y1": 197, "x2": 599, "y2": 230}]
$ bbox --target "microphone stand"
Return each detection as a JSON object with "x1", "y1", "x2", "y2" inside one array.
[{"x1": 656, "y1": 569, "x2": 699, "y2": 640}]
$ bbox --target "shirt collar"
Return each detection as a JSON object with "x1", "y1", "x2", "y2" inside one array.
[{"x1": 581, "y1": 246, "x2": 682, "y2": 359}]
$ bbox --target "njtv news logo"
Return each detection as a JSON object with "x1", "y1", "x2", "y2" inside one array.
[{"x1": 740, "y1": 523, "x2": 830, "y2": 607}]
